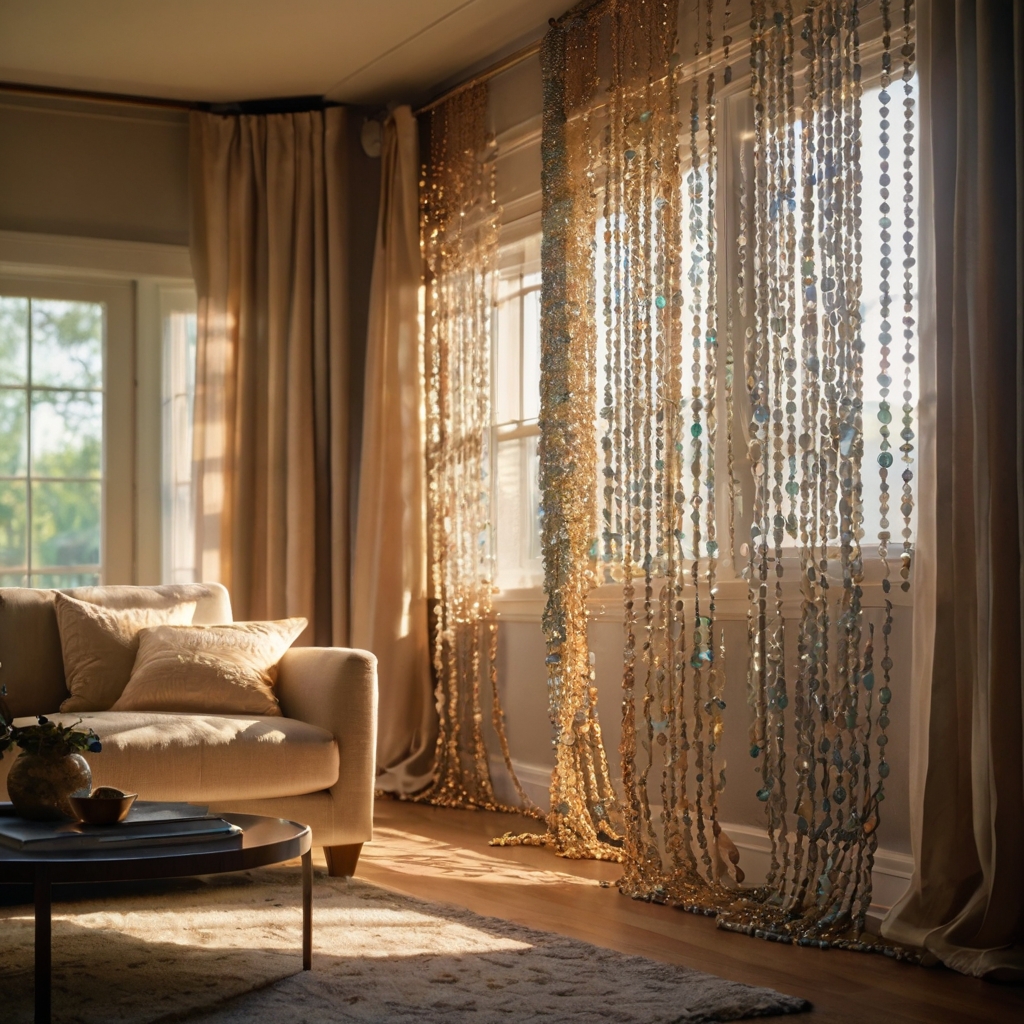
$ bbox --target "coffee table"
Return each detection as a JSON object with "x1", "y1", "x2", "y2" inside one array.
[{"x1": 0, "y1": 812, "x2": 312, "y2": 1024}]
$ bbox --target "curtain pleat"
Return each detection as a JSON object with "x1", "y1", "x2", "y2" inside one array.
[
  {"x1": 190, "y1": 108, "x2": 351, "y2": 646},
  {"x1": 881, "y1": 0, "x2": 1024, "y2": 978},
  {"x1": 351, "y1": 107, "x2": 436, "y2": 792}
]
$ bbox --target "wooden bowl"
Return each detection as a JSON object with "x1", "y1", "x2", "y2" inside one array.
[{"x1": 70, "y1": 791, "x2": 138, "y2": 825}]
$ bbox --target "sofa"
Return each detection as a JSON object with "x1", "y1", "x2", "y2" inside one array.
[{"x1": 0, "y1": 583, "x2": 378, "y2": 877}]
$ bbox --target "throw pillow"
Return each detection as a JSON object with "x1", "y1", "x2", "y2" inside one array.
[
  {"x1": 55, "y1": 592, "x2": 199, "y2": 713},
  {"x1": 112, "y1": 618, "x2": 307, "y2": 716}
]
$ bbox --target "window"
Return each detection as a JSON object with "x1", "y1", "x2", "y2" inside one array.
[
  {"x1": 493, "y1": 233, "x2": 543, "y2": 590},
  {"x1": 0, "y1": 292, "x2": 104, "y2": 587},
  {"x1": 726, "y1": 76, "x2": 920, "y2": 556},
  {"x1": 160, "y1": 290, "x2": 198, "y2": 584},
  {"x1": 488, "y1": 77, "x2": 919, "y2": 597}
]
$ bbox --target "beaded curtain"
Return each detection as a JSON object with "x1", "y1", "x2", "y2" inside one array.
[
  {"x1": 503, "y1": 0, "x2": 919, "y2": 952},
  {"x1": 723, "y1": 0, "x2": 918, "y2": 949},
  {"x1": 420, "y1": 85, "x2": 539, "y2": 814}
]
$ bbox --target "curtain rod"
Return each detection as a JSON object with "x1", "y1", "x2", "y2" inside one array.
[
  {"x1": 0, "y1": 79, "x2": 198, "y2": 111},
  {"x1": 0, "y1": 80, "x2": 337, "y2": 115},
  {"x1": 414, "y1": 37, "x2": 542, "y2": 117}
]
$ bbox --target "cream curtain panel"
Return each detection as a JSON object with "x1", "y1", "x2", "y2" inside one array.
[
  {"x1": 190, "y1": 108, "x2": 351, "y2": 646},
  {"x1": 351, "y1": 107, "x2": 436, "y2": 793},
  {"x1": 882, "y1": 0, "x2": 1024, "y2": 977}
]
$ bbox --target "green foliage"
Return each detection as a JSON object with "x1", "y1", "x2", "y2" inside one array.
[
  {"x1": 0, "y1": 297, "x2": 103, "y2": 575},
  {"x1": 0, "y1": 687, "x2": 102, "y2": 759}
]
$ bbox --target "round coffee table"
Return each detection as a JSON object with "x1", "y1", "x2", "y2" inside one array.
[{"x1": 0, "y1": 812, "x2": 312, "y2": 1024}]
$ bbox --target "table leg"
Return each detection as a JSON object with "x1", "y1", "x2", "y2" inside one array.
[
  {"x1": 34, "y1": 865, "x2": 51, "y2": 1024},
  {"x1": 302, "y1": 849, "x2": 312, "y2": 970}
]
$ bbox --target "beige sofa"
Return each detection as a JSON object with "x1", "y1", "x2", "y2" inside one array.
[{"x1": 0, "y1": 583, "x2": 378, "y2": 876}]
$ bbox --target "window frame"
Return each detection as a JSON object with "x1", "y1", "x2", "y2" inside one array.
[
  {"x1": 0, "y1": 230, "x2": 195, "y2": 588},
  {"x1": 0, "y1": 272, "x2": 133, "y2": 586},
  {"x1": 159, "y1": 286, "x2": 198, "y2": 584}
]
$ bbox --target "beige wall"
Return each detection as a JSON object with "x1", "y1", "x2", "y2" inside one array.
[{"x1": 0, "y1": 94, "x2": 191, "y2": 245}]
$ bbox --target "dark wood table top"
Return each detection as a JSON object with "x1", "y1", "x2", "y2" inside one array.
[{"x1": 0, "y1": 813, "x2": 311, "y2": 884}]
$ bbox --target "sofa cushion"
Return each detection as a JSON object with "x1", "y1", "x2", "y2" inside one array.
[
  {"x1": 0, "y1": 584, "x2": 231, "y2": 718},
  {"x1": 55, "y1": 592, "x2": 198, "y2": 713},
  {"x1": 114, "y1": 618, "x2": 307, "y2": 717},
  {"x1": 0, "y1": 711, "x2": 339, "y2": 802}
]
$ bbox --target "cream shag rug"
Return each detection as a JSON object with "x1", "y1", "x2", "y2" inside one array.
[{"x1": 1, "y1": 866, "x2": 809, "y2": 1023}]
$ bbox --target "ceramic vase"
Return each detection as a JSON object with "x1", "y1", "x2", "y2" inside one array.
[{"x1": 7, "y1": 751, "x2": 92, "y2": 821}]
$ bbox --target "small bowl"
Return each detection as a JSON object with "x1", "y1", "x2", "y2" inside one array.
[{"x1": 70, "y1": 791, "x2": 138, "y2": 825}]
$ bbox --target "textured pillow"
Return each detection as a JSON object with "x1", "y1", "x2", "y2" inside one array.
[
  {"x1": 112, "y1": 618, "x2": 307, "y2": 716},
  {"x1": 55, "y1": 592, "x2": 198, "y2": 713}
]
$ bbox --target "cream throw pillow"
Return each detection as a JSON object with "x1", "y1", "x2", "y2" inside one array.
[
  {"x1": 56, "y1": 592, "x2": 198, "y2": 713},
  {"x1": 113, "y1": 618, "x2": 307, "y2": 716}
]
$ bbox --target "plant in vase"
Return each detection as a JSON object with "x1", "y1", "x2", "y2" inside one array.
[{"x1": 1, "y1": 684, "x2": 102, "y2": 821}]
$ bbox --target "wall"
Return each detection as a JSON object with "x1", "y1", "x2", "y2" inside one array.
[{"x1": 0, "y1": 94, "x2": 191, "y2": 245}]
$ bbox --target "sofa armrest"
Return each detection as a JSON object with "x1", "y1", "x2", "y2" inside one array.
[{"x1": 276, "y1": 647, "x2": 378, "y2": 841}]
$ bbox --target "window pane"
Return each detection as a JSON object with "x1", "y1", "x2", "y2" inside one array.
[
  {"x1": 0, "y1": 480, "x2": 27, "y2": 568},
  {"x1": 31, "y1": 572, "x2": 101, "y2": 589},
  {"x1": 31, "y1": 390, "x2": 102, "y2": 478},
  {"x1": 31, "y1": 300, "x2": 103, "y2": 389},
  {"x1": 171, "y1": 391, "x2": 193, "y2": 484},
  {"x1": 0, "y1": 390, "x2": 27, "y2": 475},
  {"x1": 0, "y1": 297, "x2": 28, "y2": 385},
  {"x1": 31, "y1": 480, "x2": 101, "y2": 569},
  {"x1": 171, "y1": 482, "x2": 194, "y2": 580},
  {"x1": 495, "y1": 437, "x2": 524, "y2": 587},
  {"x1": 494, "y1": 289, "x2": 521, "y2": 424},
  {"x1": 858, "y1": 80, "x2": 918, "y2": 546},
  {"x1": 522, "y1": 288, "x2": 541, "y2": 421},
  {"x1": 0, "y1": 573, "x2": 27, "y2": 587},
  {"x1": 525, "y1": 434, "x2": 542, "y2": 563}
]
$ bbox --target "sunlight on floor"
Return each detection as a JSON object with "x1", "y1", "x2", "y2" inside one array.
[
  {"x1": 30, "y1": 901, "x2": 533, "y2": 957},
  {"x1": 363, "y1": 827, "x2": 597, "y2": 887}
]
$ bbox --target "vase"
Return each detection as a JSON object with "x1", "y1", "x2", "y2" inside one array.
[{"x1": 7, "y1": 752, "x2": 93, "y2": 821}]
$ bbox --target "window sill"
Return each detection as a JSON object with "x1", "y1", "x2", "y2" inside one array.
[{"x1": 493, "y1": 566, "x2": 914, "y2": 623}]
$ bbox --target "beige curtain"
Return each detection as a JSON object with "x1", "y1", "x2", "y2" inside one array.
[
  {"x1": 189, "y1": 109, "x2": 351, "y2": 646},
  {"x1": 882, "y1": 0, "x2": 1024, "y2": 978},
  {"x1": 351, "y1": 107, "x2": 436, "y2": 793}
]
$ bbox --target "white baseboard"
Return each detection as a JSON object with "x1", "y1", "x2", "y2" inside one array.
[{"x1": 490, "y1": 755, "x2": 912, "y2": 921}]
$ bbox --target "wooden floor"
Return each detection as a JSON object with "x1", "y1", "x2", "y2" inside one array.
[{"x1": 346, "y1": 799, "x2": 1024, "y2": 1024}]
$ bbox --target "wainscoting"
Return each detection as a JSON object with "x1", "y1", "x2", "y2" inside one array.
[{"x1": 490, "y1": 756, "x2": 913, "y2": 922}]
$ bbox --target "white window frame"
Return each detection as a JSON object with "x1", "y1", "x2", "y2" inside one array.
[
  {"x1": 0, "y1": 272, "x2": 132, "y2": 585},
  {"x1": 158, "y1": 288, "x2": 197, "y2": 584},
  {"x1": 0, "y1": 229, "x2": 194, "y2": 587}
]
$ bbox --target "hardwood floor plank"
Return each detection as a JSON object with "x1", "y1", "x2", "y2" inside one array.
[{"x1": 339, "y1": 800, "x2": 1024, "y2": 1024}]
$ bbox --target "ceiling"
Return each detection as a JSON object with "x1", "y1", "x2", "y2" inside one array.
[{"x1": 0, "y1": 0, "x2": 566, "y2": 106}]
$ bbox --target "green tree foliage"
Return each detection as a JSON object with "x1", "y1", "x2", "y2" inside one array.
[{"x1": 0, "y1": 297, "x2": 103, "y2": 582}]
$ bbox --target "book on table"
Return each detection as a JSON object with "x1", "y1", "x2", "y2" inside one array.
[{"x1": 0, "y1": 801, "x2": 244, "y2": 852}]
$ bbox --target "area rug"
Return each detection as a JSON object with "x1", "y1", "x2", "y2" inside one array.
[{"x1": 1, "y1": 866, "x2": 810, "y2": 1023}]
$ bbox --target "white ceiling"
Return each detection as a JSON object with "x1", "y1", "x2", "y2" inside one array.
[{"x1": 0, "y1": 0, "x2": 565, "y2": 106}]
